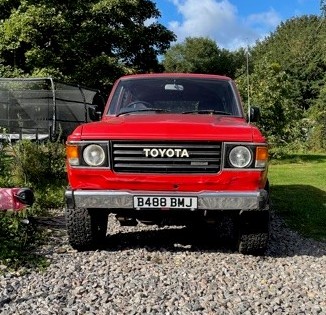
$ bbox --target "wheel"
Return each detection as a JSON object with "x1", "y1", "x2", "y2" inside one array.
[
  {"x1": 65, "y1": 207, "x2": 108, "y2": 251},
  {"x1": 237, "y1": 209, "x2": 270, "y2": 255},
  {"x1": 238, "y1": 231, "x2": 269, "y2": 255}
]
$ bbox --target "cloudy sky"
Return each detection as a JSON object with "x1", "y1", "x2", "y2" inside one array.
[{"x1": 153, "y1": 0, "x2": 321, "y2": 49}]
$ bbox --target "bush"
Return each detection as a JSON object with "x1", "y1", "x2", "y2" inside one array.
[
  {"x1": 0, "y1": 139, "x2": 13, "y2": 187},
  {"x1": 1, "y1": 139, "x2": 67, "y2": 214},
  {"x1": 0, "y1": 211, "x2": 46, "y2": 271},
  {"x1": 11, "y1": 139, "x2": 66, "y2": 188},
  {"x1": 0, "y1": 137, "x2": 66, "y2": 270}
]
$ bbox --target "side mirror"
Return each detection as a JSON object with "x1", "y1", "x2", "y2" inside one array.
[
  {"x1": 88, "y1": 105, "x2": 102, "y2": 121},
  {"x1": 15, "y1": 188, "x2": 34, "y2": 206},
  {"x1": 248, "y1": 106, "x2": 261, "y2": 122}
]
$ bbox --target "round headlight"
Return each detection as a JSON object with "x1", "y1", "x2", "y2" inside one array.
[
  {"x1": 229, "y1": 146, "x2": 252, "y2": 168},
  {"x1": 83, "y1": 144, "x2": 106, "y2": 166}
]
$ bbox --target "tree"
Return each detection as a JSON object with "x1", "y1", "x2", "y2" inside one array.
[
  {"x1": 236, "y1": 59, "x2": 303, "y2": 147},
  {"x1": 252, "y1": 15, "x2": 326, "y2": 111},
  {"x1": 0, "y1": 0, "x2": 21, "y2": 20},
  {"x1": 251, "y1": 15, "x2": 326, "y2": 151},
  {"x1": 163, "y1": 37, "x2": 246, "y2": 78},
  {"x1": 307, "y1": 82, "x2": 326, "y2": 150},
  {"x1": 0, "y1": 0, "x2": 176, "y2": 93}
]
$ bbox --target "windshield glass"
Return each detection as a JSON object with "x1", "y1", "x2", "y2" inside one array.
[{"x1": 107, "y1": 77, "x2": 242, "y2": 116}]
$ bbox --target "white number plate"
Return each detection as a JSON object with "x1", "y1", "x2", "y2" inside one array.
[{"x1": 134, "y1": 196, "x2": 197, "y2": 210}]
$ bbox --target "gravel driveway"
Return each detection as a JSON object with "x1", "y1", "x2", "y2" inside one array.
[{"x1": 0, "y1": 212, "x2": 325, "y2": 315}]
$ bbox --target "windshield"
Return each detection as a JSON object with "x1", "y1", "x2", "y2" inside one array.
[{"x1": 107, "y1": 77, "x2": 242, "y2": 117}]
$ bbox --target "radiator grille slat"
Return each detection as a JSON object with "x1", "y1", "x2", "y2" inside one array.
[{"x1": 112, "y1": 141, "x2": 222, "y2": 173}]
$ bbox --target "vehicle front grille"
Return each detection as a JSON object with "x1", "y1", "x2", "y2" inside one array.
[{"x1": 111, "y1": 141, "x2": 222, "y2": 173}]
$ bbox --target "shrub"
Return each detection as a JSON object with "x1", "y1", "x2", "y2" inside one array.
[
  {"x1": 3, "y1": 139, "x2": 67, "y2": 214},
  {"x1": 10, "y1": 139, "x2": 66, "y2": 188},
  {"x1": 0, "y1": 137, "x2": 66, "y2": 270}
]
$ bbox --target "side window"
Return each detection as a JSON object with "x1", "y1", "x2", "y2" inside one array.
[
  {"x1": 108, "y1": 84, "x2": 135, "y2": 114},
  {"x1": 217, "y1": 83, "x2": 240, "y2": 116}
]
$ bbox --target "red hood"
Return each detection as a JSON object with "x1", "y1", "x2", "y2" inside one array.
[{"x1": 70, "y1": 114, "x2": 265, "y2": 142}]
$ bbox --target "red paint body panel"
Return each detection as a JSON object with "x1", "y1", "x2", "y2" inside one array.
[
  {"x1": 67, "y1": 168, "x2": 268, "y2": 192},
  {"x1": 66, "y1": 73, "x2": 268, "y2": 195},
  {"x1": 74, "y1": 115, "x2": 263, "y2": 142}
]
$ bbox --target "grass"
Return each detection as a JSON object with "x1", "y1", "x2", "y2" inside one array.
[{"x1": 269, "y1": 153, "x2": 326, "y2": 242}]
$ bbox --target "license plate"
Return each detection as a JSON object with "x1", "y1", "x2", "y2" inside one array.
[{"x1": 133, "y1": 196, "x2": 197, "y2": 210}]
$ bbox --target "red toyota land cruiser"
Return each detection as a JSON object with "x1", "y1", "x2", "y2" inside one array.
[{"x1": 65, "y1": 73, "x2": 270, "y2": 254}]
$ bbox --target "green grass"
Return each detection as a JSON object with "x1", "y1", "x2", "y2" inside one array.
[{"x1": 269, "y1": 153, "x2": 326, "y2": 242}]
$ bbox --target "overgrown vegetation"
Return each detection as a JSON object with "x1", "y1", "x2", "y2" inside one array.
[
  {"x1": 0, "y1": 137, "x2": 66, "y2": 212},
  {"x1": 0, "y1": 212, "x2": 49, "y2": 272},
  {"x1": 0, "y1": 135, "x2": 66, "y2": 271}
]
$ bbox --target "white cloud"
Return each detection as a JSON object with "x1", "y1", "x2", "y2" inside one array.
[
  {"x1": 247, "y1": 9, "x2": 281, "y2": 29},
  {"x1": 168, "y1": 0, "x2": 281, "y2": 50}
]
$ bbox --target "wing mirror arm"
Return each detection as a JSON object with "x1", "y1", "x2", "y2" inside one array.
[
  {"x1": 248, "y1": 106, "x2": 261, "y2": 123},
  {"x1": 88, "y1": 105, "x2": 102, "y2": 121}
]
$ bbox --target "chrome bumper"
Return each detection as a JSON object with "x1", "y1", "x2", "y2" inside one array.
[{"x1": 65, "y1": 189, "x2": 269, "y2": 211}]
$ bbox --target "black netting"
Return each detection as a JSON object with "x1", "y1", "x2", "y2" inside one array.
[{"x1": 0, "y1": 78, "x2": 100, "y2": 141}]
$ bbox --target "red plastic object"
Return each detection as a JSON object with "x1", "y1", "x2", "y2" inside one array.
[{"x1": 0, "y1": 188, "x2": 34, "y2": 211}]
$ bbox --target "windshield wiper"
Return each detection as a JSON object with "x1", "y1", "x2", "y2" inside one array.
[
  {"x1": 182, "y1": 110, "x2": 231, "y2": 115},
  {"x1": 116, "y1": 108, "x2": 171, "y2": 117}
]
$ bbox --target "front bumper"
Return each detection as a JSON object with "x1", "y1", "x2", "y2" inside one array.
[{"x1": 65, "y1": 189, "x2": 269, "y2": 211}]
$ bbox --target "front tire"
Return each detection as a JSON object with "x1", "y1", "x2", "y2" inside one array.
[
  {"x1": 65, "y1": 207, "x2": 108, "y2": 251},
  {"x1": 237, "y1": 209, "x2": 270, "y2": 255}
]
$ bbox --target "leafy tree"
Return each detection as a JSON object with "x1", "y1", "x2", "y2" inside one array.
[
  {"x1": 0, "y1": 0, "x2": 176, "y2": 93},
  {"x1": 0, "y1": 0, "x2": 21, "y2": 20},
  {"x1": 252, "y1": 15, "x2": 326, "y2": 111},
  {"x1": 236, "y1": 59, "x2": 303, "y2": 147},
  {"x1": 251, "y1": 15, "x2": 326, "y2": 151},
  {"x1": 307, "y1": 82, "x2": 326, "y2": 150},
  {"x1": 163, "y1": 37, "x2": 246, "y2": 78}
]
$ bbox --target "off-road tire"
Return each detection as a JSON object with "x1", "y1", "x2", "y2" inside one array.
[
  {"x1": 237, "y1": 209, "x2": 270, "y2": 255},
  {"x1": 65, "y1": 207, "x2": 108, "y2": 251},
  {"x1": 238, "y1": 232, "x2": 269, "y2": 255}
]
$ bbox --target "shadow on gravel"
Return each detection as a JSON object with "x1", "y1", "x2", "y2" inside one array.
[
  {"x1": 101, "y1": 214, "x2": 326, "y2": 258},
  {"x1": 33, "y1": 213, "x2": 326, "y2": 258},
  {"x1": 265, "y1": 213, "x2": 326, "y2": 258},
  {"x1": 103, "y1": 225, "x2": 237, "y2": 254}
]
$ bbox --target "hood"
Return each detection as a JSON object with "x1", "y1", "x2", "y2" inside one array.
[{"x1": 71, "y1": 114, "x2": 265, "y2": 142}]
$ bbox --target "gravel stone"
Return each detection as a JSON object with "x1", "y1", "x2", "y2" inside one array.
[{"x1": 0, "y1": 212, "x2": 325, "y2": 314}]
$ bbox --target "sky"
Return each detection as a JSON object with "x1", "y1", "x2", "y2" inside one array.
[{"x1": 153, "y1": 0, "x2": 321, "y2": 50}]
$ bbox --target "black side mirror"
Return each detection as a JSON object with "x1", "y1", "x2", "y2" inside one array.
[
  {"x1": 15, "y1": 188, "x2": 34, "y2": 206},
  {"x1": 88, "y1": 105, "x2": 102, "y2": 121},
  {"x1": 248, "y1": 106, "x2": 261, "y2": 122}
]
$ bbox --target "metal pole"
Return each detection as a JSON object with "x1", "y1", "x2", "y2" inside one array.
[
  {"x1": 246, "y1": 45, "x2": 251, "y2": 123},
  {"x1": 49, "y1": 78, "x2": 56, "y2": 140}
]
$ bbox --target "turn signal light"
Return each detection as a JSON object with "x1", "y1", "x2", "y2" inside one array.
[
  {"x1": 66, "y1": 144, "x2": 79, "y2": 166},
  {"x1": 255, "y1": 146, "x2": 268, "y2": 168}
]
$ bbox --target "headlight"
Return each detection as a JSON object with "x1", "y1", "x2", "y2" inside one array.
[
  {"x1": 229, "y1": 146, "x2": 252, "y2": 168},
  {"x1": 83, "y1": 144, "x2": 106, "y2": 166}
]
